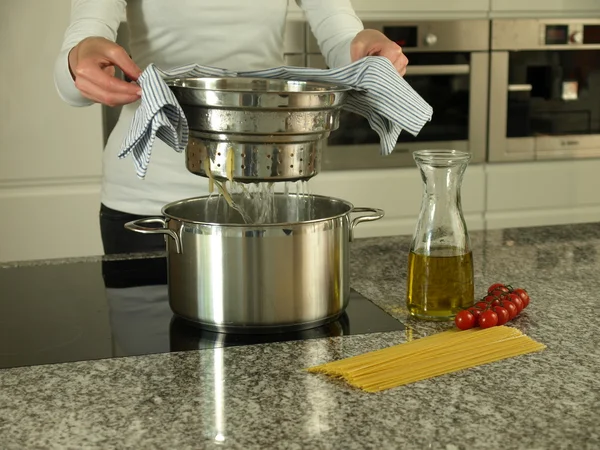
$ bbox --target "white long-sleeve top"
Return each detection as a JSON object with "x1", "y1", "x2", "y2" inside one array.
[{"x1": 54, "y1": 0, "x2": 364, "y2": 216}]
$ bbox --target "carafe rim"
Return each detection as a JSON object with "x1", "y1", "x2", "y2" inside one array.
[{"x1": 413, "y1": 149, "x2": 471, "y2": 165}]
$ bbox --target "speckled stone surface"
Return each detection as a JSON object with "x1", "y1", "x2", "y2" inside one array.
[{"x1": 1, "y1": 223, "x2": 600, "y2": 449}]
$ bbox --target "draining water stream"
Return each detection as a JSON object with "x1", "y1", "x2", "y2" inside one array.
[{"x1": 204, "y1": 180, "x2": 315, "y2": 224}]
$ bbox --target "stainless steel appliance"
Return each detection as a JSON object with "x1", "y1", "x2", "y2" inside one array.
[
  {"x1": 284, "y1": 20, "x2": 490, "y2": 170},
  {"x1": 166, "y1": 77, "x2": 350, "y2": 182},
  {"x1": 125, "y1": 194, "x2": 384, "y2": 333},
  {"x1": 489, "y1": 19, "x2": 600, "y2": 162}
]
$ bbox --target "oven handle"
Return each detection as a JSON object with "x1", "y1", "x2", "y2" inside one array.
[
  {"x1": 405, "y1": 64, "x2": 470, "y2": 76},
  {"x1": 508, "y1": 84, "x2": 533, "y2": 92}
]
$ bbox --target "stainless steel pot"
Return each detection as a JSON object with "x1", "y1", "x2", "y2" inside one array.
[{"x1": 124, "y1": 194, "x2": 384, "y2": 333}]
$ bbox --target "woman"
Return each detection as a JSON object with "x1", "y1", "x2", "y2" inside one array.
[{"x1": 55, "y1": 0, "x2": 408, "y2": 255}]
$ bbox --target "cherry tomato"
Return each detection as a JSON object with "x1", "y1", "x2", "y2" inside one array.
[
  {"x1": 455, "y1": 310, "x2": 476, "y2": 330},
  {"x1": 512, "y1": 288, "x2": 530, "y2": 308},
  {"x1": 484, "y1": 294, "x2": 497, "y2": 303},
  {"x1": 487, "y1": 283, "x2": 507, "y2": 293},
  {"x1": 508, "y1": 293, "x2": 524, "y2": 313},
  {"x1": 475, "y1": 301, "x2": 489, "y2": 310},
  {"x1": 490, "y1": 289, "x2": 509, "y2": 298},
  {"x1": 493, "y1": 306, "x2": 510, "y2": 325},
  {"x1": 479, "y1": 310, "x2": 498, "y2": 329},
  {"x1": 467, "y1": 307, "x2": 482, "y2": 325},
  {"x1": 500, "y1": 299, "x2": 518, "y2": 319}
]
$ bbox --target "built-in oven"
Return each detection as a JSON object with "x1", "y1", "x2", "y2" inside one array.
[
  {"x1": 284, "y1": 20, "x2": 490, "y2": 170},
  {"x1": 489, "y1": 19, "x2": 600, "y2": 163}
]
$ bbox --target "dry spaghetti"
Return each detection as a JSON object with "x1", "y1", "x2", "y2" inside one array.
[{"x1": 306, "y1": 326, "x2": 545, "y2": 392}]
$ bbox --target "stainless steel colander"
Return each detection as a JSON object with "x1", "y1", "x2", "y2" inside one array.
[
  {"x1": 167, "y1": 77, "x2": 350, "y2": 182},
  {"x1": 186, "y1": 131, "x2": 322, "y2": 182}
]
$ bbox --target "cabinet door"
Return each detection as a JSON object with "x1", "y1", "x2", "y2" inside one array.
[
  {"x1": 350, "y1": 0, "x2": 489, "y2": 13},
  {"x1": 288, "y1": 0, "x2": 489, "y2": 17},
  {"x1": 0, "y1": 1, "x2": 103, "y2": 182},
  {"x1": 485, "y1": 160, "x2": 600, "y2": 229},
  {"x1": 491, "y1": 0, "x2": 600, "y2": 12},
  {"x1": 309, "y1": 165, "x2": 486, "y2": 238},
  {"x1": 0, "y1": 0, "x2": 104, "y2": 262}
]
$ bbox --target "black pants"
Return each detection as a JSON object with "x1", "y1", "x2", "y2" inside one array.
[{"x1": 100, "y1": 204, "x2": 166, "y2": 255}]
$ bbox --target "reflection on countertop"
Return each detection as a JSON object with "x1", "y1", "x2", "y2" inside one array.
[
  {"x1": 0, "y1": 257, "x2": 403, "y2": 370},
  {"x1": 1, "y1": 222, "x2": 600, "y2": 449}
]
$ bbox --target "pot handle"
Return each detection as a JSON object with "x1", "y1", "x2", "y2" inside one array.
[
  {"x1": 124, "y1": 218, "x2": 182, "y2": 254},
  {"x1": 349, "y1": 207, "x2": 385, "y2": 242}
]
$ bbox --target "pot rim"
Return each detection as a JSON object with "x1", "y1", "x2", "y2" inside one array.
[{"x1": 160, "y1": 193, "x2": 355, "y2": 227}]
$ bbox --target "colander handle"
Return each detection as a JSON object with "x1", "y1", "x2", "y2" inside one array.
[
  {"x1": 349, "y1": 207, "x2": 385, "y2": 242},
  {"x1": 124, "y1": 218, "x2": 182, "y2": 254}
]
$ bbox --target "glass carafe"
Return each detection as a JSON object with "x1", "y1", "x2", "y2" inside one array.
[{"x1": 406, "y1": 149, "x2": 474, "y2": 321}]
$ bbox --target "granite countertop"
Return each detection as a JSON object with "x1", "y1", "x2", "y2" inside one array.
[{"x1": 1, "y1": 223, "x2": 600, "y2": 449}]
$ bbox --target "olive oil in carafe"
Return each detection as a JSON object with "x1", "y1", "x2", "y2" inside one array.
[{"x1": 406, "y1": 249, "x2": 474, "y2": 321}]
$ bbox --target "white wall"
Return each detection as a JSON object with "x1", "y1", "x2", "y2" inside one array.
[{"x1": 0, "y1": 0, "x2": 104, "y2": 263}]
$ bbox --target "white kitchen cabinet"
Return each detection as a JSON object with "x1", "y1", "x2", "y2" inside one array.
[
  {"x1": 485, "y1": 160, "x2": 600, "y2": 229},
  {"x1": 490, "y1": 0, "x2": 600, "y2": 13},
  {"x1": 287, "y1": 0, "x2": 489, "y2": 20},
  {"x1": 290, "y1": 0, "x2": 600, "y2": 20},
  {"x1": 347, "y1": 0, "x2": 490, "y2": 14},
  {"x1": 0, "y1": 1, "x2": 104, "y2": 262},
  {"x1": 310, "y1": 164, "x2": 486, "y2": 238},
  {"x1": 311, "y1": 158, "x2": 600, "y2": 237}
]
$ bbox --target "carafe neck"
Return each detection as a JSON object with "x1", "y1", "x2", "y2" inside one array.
[
  {"x1": 411, "y1": 150, "x2": 471, "y2": 256},
  {"x1": 419, "y1": 163, "x2": 466, "y2": 205}
]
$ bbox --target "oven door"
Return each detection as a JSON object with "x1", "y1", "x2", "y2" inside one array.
[
  {"x1": 489, "y1": 49, "x2": 600, "y2": 162},
  {"x1": 306, "y1": 52, "x2": 489, "y2": 170}
]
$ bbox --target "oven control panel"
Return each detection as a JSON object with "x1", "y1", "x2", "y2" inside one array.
[
  {"x1": 543, "y1": 24, "x2": 600, "y2": 46},
  {"x1": 492, "y1": 19, "x2": 600, "y2": 51}
]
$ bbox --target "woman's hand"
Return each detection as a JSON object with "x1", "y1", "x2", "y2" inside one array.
[
  {"x1": 68, "y1": 37, "x2": 143, "y2": 107},
  {"x1": 350, "y1": 29, "x2": 409, "y2": 76}
]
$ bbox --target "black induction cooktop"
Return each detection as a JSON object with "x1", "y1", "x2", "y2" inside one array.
[{"x1": 0, "y1": 257, "x2": 404, "y2": 370}]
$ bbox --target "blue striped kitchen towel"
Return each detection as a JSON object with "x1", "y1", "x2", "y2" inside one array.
[{"x1": 119, "y1": 56, "x2": 433, "y2": 178}]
